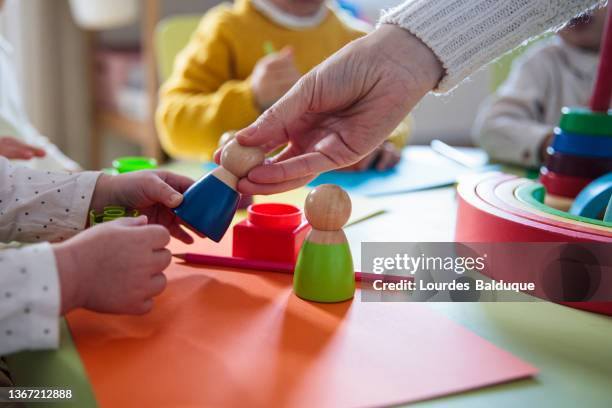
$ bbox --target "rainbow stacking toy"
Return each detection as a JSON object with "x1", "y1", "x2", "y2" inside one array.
[{"x1": 456, "y1": 6, "x2": 612, "y2": 316}]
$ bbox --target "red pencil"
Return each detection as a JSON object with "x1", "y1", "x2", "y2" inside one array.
[{"x1": 173, "y1": 253, "x2": 409, "y2": 283}]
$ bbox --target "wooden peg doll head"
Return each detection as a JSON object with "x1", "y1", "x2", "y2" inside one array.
[
  {"x1": 220, "y1": 139, "x2": 265, "y2": 178},
  {"x1": 304, "y1": 184, "x2": 352, "y2": 231}
]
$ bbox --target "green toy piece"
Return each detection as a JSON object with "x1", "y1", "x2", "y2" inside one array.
[
  {"x1": 294, "y1": 240, "x2": 355, "y2": 303},
  {"x1": 293, "y1": 184, "x2": 355, "y2": 303},
  {"x1": 558, "y1": 107, "x2": 612, "y2": 136},
  {"x1": 90, "y1": 206, "x2": 139, "y2": 226},
  {"x1": 112, "y1": 156, "x2": 158, "y2": 173}
]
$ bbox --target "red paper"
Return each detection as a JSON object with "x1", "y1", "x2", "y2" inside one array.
[{"x1": 66, "y1": 235, "x2": 537, "y2": 407}]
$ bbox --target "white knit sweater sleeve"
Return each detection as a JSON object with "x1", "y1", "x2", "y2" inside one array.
[{"x1": 380, "y1": 0, "x2": 604, "y2": 92}]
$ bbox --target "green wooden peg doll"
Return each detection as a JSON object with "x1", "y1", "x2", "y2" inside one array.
[{"x1": 294, "y1": 184, "x2": 355, "y2": 303}]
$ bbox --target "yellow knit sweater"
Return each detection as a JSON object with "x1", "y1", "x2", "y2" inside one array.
[{"x1": 156, "y1": 0, "x2": 410, "y2": 160}]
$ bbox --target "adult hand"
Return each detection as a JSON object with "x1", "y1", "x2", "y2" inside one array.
[
  {"x1": 342, "y1": 141, "x2": 402, "y2": 172},
  {"x1": 90, "y1": 171, "x2": 195, "y2": 243},
  {"x1": 251, "y1": 47, "x2": 302, "y2": 111},
  {"x1": 228, "y1": 25, "x2": 443, "y2": 194},
  {"x1": 0, "y1": 136, "x2": 46, "y2": 160},
  {"x1": 54, "y1": 216, "x2": 171, "y2": 315}
]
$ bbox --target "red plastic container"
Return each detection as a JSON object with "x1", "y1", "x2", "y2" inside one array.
[{"x1": 232, "y1": 203, "x2": 311, "y2": 264}]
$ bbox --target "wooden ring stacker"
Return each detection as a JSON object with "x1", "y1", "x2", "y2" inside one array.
[
  {"x1": 475, "y1": 175, "x2": 612, "y2": 238},
  {"x1": 559, "y1": 107, "x2": 612, "y2": 136},
  {"x1": 456, "y1": 173, "x2": 612, "y2": 316},
  {"x1": 455, "y1": 173, "x2": 612, "y2": 242},
  {"x1": 539, "y1": 167, "x2": 592, "y2": 198},
  {"x1": 551, "y1": 129, "x2": 612, "y2": 159},
  {"x1": 515, "y1": 182, "x2": 612, "y2": 229},
  {"x1": 569, "y1": 173, "x2": 612, "y2": 218},
  {"x1": 544, "y1": 193, "x2": 574, "y2": 212},
  {"x1": 544, "y1": 147, "x2": 612, "y2": 179},
  {"x1": 491, "y1": 178, "x2": 612, "y2": 235}
]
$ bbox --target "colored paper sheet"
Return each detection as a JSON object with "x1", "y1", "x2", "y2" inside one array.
[
  {"x1": 203, "y1": 146, "x2": 494, "y2": 197},
  {"x1": 66, "y1": 236, "x2": 537, "y2": 408},
  {"x1": 308, "y1": 146, "x2": 494, "y2": 196}
]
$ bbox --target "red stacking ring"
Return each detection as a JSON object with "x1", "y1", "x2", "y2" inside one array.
[
  {"x1": 539, "y1": 167, "x2": 592, "y2": 198},
  {"x1": 544, "y1": 147, "x2": 612, "y2": 179},
  {"x1": 247, "y1": 203, "x2": 303, "y2": 230}
]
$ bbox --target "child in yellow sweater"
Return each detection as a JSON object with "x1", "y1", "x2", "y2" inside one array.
[{"x1": 156, "y1": 0, "x2": 410, "y2": 171}]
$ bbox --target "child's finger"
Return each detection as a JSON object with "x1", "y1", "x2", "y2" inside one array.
[
  {"x1": 145, "y1": 175, "x2": 184, "y2": 208},
  {"x1": 148, "y1": 273, "x2": 168, "y2": 297},
  {"x1": 115, "y1": 215, "x2": 149, "y2": 227}
]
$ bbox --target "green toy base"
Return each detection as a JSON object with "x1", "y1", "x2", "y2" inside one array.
[{"x1": 294, "y1": 240, "x2": 355, "y2": 303}]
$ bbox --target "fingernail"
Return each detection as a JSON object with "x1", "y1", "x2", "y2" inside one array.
[{"x1": 169, "y1": 193, "x2": 183, "y2": 207}]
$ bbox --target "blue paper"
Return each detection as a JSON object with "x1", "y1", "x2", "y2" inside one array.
[{"x1": 203, "y1": 146, "x2": 495, "y2": 197}]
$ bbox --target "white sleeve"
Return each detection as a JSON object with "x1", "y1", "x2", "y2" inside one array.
[
  {"x1": 20, "y1": 123, "x2": 82, "y2": 172},
  {"x1": 473, "y1": 51, "x2": 555, "y2": 167},
  {"x1": 0, "y1": 242, "x2": 61, "y2": 355},
  {"x1": 0, "y1": 157, "x2": 100, "y2": 243},
  {"x1": 380, "y1": 0, "x2": 604, "y2": 92}
]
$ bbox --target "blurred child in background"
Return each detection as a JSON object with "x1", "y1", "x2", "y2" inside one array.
[
  {"x1": 0, "y1": 34, "x2": 81, "y2": 171},
  {"x1": 156, "y1": 0, "x2": 410, "y2": 171},
  {"x1": 473, "y1": 6, "x2": 607, "y2": 168}
]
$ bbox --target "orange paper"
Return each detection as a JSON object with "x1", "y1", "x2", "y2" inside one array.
[{"x1": 66, "y1": 235, "x2": 537, "y2": 407}]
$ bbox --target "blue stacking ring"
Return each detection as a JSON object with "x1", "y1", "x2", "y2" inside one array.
[{"x1": 552, "y1": 128, "x2": 612, "y2": 159}]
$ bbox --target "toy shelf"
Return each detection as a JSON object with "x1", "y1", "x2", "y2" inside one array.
[{"x1": 86, "y1": 0, "x2": 162, "y2": 169}]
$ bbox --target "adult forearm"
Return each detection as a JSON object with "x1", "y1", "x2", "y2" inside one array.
[{"x1": 381, "y1": 0, "x2": 604, "y2": 92}]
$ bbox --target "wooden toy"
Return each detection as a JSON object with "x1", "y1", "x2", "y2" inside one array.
[
  {"x1": 172, "y1": 252, "x2": 405, "y2": 283},
  {"x1": 490, "y1": 177, "x2": 612, "y2": 234},
  {"x1": 551, "y1": 128, "x2": 612, "y2": 159},
  {"x1": 544, "y1": 147, "x2": 612, "y2": 179},
  {"x1": 539, "y1": 166, "x2": 592, "y2": 198},
  {"x1": 570, "y1": 173, "x2": 612, "y2": 218},
  {"x1": 232, "y1": 203, "x2": 311, "y2": 264},
  {"x1": 605, "y1": 195, "x2": 612, "y2": 222},
  {"x1": 294, "y1": 184, "x2": 355, "y2": 303},
  {"x1": 475, "y1": 175, "x2": 612, "y2": 236},
  {"x1": 456, "y1": 173, "x2": 612, "y2": 316},
  {"x1": 174, "y1": 139, "x2": 265, "y2": 242},
  {"x1": 543, "y1": 193, "x2": 573, "y2": 212},
  {"x1": 559, "y1": 107, "x2": 612, "y2": 136}
]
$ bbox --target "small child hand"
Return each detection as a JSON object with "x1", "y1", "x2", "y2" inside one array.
[
  {"x1": 54, "y1": 216, "x2": 171, "y2": 315},
  {"x1": 90, "y1": 171, "x2": 196, "y2": 243},
  {"x1": 342, "y1": 142, "x2": 402, "y2": 171},
  {"x1": 251, "y1": 47, "x2": 301, "y2": 110},
  {"x1": 0, "y1": 136, "x2": 46, "y2": 160}
]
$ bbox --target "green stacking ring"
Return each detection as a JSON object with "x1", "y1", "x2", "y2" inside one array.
[
  {"x1": 89, "y1": 207, "x2": 139, "y2": 226},
  {"x1": 112, "y1": 156, "x2": 158, "y2": 173},
  {"x1": 558, "y1": 107, "x2": 612, "y2": 136},
  {"x1": 515, "y1": 182, "x2": 612, "y2": 228}
]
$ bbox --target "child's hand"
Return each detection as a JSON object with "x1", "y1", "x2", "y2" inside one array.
[
  {"x1": 0, "y1": 136, "x2": 46, "y2": 160},
  {"x1": 251, "y1": 47, "x2": 301, "y2": 110},
  {"x1": 342, "y1": 142, "x2": 402, "y2": 172},
  {"x1": 90, "y1": 171, "x2": 196, "y2": 243},
  {"x1": 54, "y1": 216, "x2": 171, "y2": 315}
]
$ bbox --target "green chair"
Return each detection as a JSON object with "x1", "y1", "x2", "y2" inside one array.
[{"x1": 155, "y1": 14, "x2": 203, "y2": 82}]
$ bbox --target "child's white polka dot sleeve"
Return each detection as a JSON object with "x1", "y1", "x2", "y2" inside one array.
[
  {"x1": 0, "y1": 157, "x2": 100, "y2": 243},
  {"x1": 0, "y1": 242, "x2": 60, "y2": 355}
]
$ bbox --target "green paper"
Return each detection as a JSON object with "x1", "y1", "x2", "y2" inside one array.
[
  {"x1": 6, "y1": 319, "x2": 98, "y2": 408},
  {"x1": 294, "y1": 240, "x2": 355, "y2": 303}
]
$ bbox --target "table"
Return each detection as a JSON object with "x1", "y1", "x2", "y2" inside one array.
[{"x1": 7, "y1": 167, "x2": 612, "y2": 408}]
